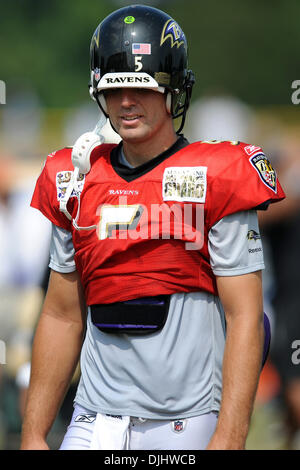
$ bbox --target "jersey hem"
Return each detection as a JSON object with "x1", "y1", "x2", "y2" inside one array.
[
  {"x1": 48, "y1": 260, "x2": 76, "y2": 273},
  {"x1": 212, "y1": 262, "x2": 265, "y2": 276},
  {"x1": 73, "y1": 397, "x2": 220, "y2": 420}
]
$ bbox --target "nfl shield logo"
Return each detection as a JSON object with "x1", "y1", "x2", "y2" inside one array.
[
  {"x1": 94, "y1": 68, "x2": 101, "y2": 82},
  {"x1": 172, "y1": 419, "x2": 186, "y2": 433}
]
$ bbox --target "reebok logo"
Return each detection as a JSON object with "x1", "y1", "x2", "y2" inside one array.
[
  {"x1": 248, "y1": 247, "x2": 262, "y2": 254},
  {"x1": 74, "y1": 414, "x2": 96, "y2": 423}
]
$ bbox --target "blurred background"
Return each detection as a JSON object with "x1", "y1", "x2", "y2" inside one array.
[{"x1": 0, "y1": 0, "x2": 300, "y2": 450}]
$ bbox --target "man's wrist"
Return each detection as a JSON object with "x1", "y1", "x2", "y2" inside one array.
[
  {"x1": 206, "y1": 430, "x2": 247, "y2": 450},
  {"x1": 20, "y1": 434, "x2": 50, "y2": 450},
  {"x1": 207, "y1": 419, "x2": 249, "y2": 450}
]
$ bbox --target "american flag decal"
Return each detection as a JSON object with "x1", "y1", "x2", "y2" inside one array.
[{"x1": 132, "y1": 43, "x2": 151, "y2": 55}]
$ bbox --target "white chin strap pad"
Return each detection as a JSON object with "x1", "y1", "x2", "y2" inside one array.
[
  {"x1": 98, "y1": 94, "x2": 108, "y2": 114},
  {"x1": 72, "y1": 131, "x2": 104, "y2": 174},
  {"x1": 166, "y1": 92, "x2": 172, "y2": 114}
]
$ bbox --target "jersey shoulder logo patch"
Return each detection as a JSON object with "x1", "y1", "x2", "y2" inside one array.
[
  {"x1": 56, "y1": 170, "x2": 85, "y2": 201},
  {"x1": 162, "y1": 166, "x2": 207, "y2": 203},
  {"x1": 247, "y1": 229, "x2": 261, "y2": 241},
  {"x1": 249, "y1": 153, "x2": 277, "y2": 193}
]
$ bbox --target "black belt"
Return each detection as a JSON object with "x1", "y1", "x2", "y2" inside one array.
[{"x1": 90, "y1": 295, "x2": 170, "y2": 335}]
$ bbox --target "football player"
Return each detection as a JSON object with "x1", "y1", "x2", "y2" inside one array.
[{"x1": 21, "y1": 5, "x2": 285, "y2": 450}]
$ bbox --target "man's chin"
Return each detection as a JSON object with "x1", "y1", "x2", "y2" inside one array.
[{"x1": 119, "y1": 129, "x2": 148, "y2": 144}]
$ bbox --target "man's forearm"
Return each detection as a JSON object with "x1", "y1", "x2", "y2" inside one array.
[
  {"x1": 207, "y1": 313, "x2": 264, "y2": 449},
  {"x1": 21, "y1": 311, "x2": 84, "y2": 449}
]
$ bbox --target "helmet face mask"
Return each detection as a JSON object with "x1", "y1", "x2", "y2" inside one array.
[{"x1": 89, "y1": 4, "x2": 194, "y2": 134}]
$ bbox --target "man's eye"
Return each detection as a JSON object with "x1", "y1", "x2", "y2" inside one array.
[{"x1": 103, "y1": 89, "x2": 120, "y2": 98}]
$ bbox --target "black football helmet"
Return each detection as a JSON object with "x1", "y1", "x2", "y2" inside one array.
[{"x1": 89, "y1": 4, "x2": 195, "y2": 133}]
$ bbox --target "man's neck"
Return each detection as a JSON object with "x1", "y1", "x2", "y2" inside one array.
[{"x1": 122, "y1": 132, "x2": 178, "y2": 167}]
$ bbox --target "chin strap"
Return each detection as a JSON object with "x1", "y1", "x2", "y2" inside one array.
[{"x1": 59, "y1": 116, "x2": 106, "y2": 230}]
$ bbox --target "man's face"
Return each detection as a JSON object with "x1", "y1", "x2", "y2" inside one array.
[{"x1": 103, "y1": 88, "x2": 172, "y2": 145}]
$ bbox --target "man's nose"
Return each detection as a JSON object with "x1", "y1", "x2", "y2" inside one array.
[{"x1": 119, "y1": 88, "x2": 138, "y2": 107}]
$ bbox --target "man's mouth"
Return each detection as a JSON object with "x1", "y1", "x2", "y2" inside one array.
[{"x1": 122, "y1": 115, "x2": 142, "y2": 121}]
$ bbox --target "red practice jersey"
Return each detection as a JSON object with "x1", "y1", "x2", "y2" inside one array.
[{"x1": 31, "y1": 138, "x2": 285, "y2": 305}]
